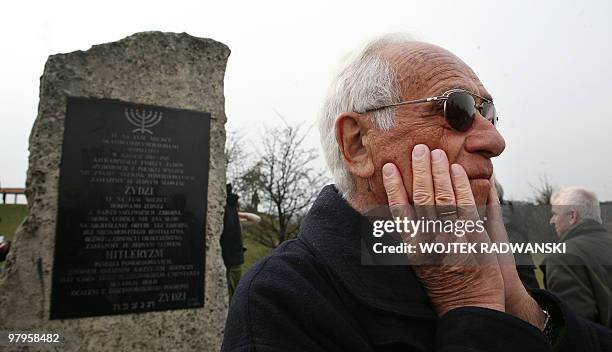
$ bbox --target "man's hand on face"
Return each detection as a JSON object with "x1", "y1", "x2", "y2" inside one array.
[
  {"x1": 381, "y1": 144, "x2": 505, "y2": 316},
  {"x1": 381, "y1": 144, "x2": 546, "y2": 330}
]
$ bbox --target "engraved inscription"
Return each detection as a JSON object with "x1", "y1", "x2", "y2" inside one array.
[{"x1": 51, "y1": 98, "x2": 210, "y2": 319}]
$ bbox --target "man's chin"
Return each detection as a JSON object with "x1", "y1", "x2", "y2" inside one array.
[{"x1": 469, "y1": 179, "x2": 491, "y2": 205}]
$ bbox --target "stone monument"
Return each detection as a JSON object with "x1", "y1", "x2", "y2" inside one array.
[{"x1": 0, "y1": 32, "x2": 230, "y2": 351}]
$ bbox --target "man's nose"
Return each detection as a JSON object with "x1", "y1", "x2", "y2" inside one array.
[{"x1": 463, "y1": 115, "x2": 506, "y2": 158}]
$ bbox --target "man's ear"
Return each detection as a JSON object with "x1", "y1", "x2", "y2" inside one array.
[
  {"x1": 334, "y1": 112, "x2": 375, "y2": 178},
  {"x1": 569, "y1": 210, "x2": 581, "y2": 225}
]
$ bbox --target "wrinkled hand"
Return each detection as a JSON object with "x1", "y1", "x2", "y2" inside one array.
[
  {"x1": 381, "y1": 144, "x2": 546, "y2": 329},
  {"x1": 381, "y1": 144, "x2": 505, "y2": 316}
]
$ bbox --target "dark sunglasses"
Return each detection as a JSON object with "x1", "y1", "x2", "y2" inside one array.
[{"x1": 364, "y1": 88, "x2": 498, "y2": 132}]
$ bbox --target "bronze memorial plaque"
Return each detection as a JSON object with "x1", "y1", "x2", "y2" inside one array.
[{"x1": 50, "y1": 97, "x2": 210, "y2": 319}]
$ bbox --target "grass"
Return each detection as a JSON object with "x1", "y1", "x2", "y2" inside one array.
[
  {"x1": 531, "y1": 252, "x2": 546, "y2": 289},
  {"x1": 0, "y1": 204, "x2": 28, "y2": 242},
  {"x1": 242, "y1": 230, "x2": 273, "y2": 273},
  {"x1": 0, "y1": 204, "x2": 28, "y2": 269},
  {"x1": 534, "y1": 266, "x2": 545, "y2": 289}
]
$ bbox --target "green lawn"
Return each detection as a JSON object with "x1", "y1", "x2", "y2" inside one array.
[
  {"x1": 242, "y1": 231, "x2": 273, "y2": 273},
  {"x1": 0, "y1": 204, "x2": 28, "y2": 242}
]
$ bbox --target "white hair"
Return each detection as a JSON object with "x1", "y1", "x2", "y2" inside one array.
[
  {"x1": 318, "y1": 34, "x2": 414, "y2": 199},
  {"x1": 551, "y1": 186, "x2": 602, "y2": 223}
]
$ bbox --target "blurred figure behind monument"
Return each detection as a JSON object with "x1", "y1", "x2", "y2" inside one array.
[{"x1": 220, "y1": 184, "x2": 245, "y2": 298}]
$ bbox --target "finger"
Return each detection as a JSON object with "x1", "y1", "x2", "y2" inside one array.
[
  {"x1": 382, "y1": 163, "x2": 415, "y2": 220},
  {"x1": 484, "y1": 177, "x2": 515, "y2": 265},
  {"x1": 486, "y1": 177, "x2": 503, "y2": 228},
  {"x1": 383, "y1": 163, "x2": 408, "y2": 206},
  {"x1": 448, "y1": 164, "x2": 492, "y2": 263},
  {"x1": 411, "y1": 144, "x2": 436, "y2": 219},
  {"x1": 431, "y1": 149, "x2": 456, "y2": 207},
  {"x1": 486, "y1": 177, "x2": 508, "y2": 243},
  {"x1": 475, "y1": 177, "x2": 515, "y2": 266},
  {"x1": 485, "y1": 176, "x2": 505, "y2": 236},
  {"x1": 450, "y1": 163, "x2": 479, "y2": 219},
  {"x1": 487, "y1": 174, "x2": 501, "y2": 206},
  {"x1": 486, "y1": 179, "x2": 526, "y2": 311}
]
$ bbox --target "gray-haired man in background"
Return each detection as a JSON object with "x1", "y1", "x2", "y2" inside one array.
[{"x1": 544, "y1": 187, "x2": 612, "y2": 327}]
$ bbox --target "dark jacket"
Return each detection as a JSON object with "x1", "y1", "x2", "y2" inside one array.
[
  {"x1": 221, "y1": 193, "x2": 244, "y2": 267},
  {"x1": 223, "y1": 185, "x2": 612, "y2": 351},
  {"x1": 542, "y1": 219, "x2": 612, "y2": 327}
]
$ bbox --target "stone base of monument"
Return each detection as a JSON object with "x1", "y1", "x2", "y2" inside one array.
[{"x1": 0, "y1": 32, "x2": 230, "y2": 352}]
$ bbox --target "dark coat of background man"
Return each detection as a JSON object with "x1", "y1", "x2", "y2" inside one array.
[
  {"x1": 543, "y1": 186, "x2": 612, "y2": 328},
  {"x1": 220, "y1": 183, "x2": 245, "y2": 298},
  {"x1": 222, "y1": 34, "x2": 612, "y2": 351}
]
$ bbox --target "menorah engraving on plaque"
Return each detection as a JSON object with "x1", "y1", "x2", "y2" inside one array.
[{"x1": 125, "y1": 108, "x2": 163, "y2": 134}]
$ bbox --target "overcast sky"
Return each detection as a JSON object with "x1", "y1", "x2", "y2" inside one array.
[{"x1": 1, "y1": 0, "x2": 611, "y2": 201}]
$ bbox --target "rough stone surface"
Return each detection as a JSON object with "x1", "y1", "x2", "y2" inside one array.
[{"x1": 0, "y1": 32, "x2": 230, "y2": 351}]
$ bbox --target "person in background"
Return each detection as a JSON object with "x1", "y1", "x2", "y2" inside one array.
[
  {"x1": 220, "y1": 184, "x2": 245, "y2": 299},
  {"x1": 0, "y1": 235, "x2": 10, "y2": 262},
  {"x1": 542, "y1": 186, "x2": 612, "y2": 327},
  {"x1": 0, "y1": 213, "x2": 10, "y2": 262}
]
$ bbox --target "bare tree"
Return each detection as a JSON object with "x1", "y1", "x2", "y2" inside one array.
[
  {"x1": 225, "y1": 130, "x2": 249, "y2": 187},
  {"x1": 530, "y1": 175, "x2": 555, "y2": 206},
  {"x1": 525, "y1": 176, "x2": 557, "y2": 243},
  {"x1": 248, "y1": 122, "x2": 327, "y2": 248},
  {"x1": 225, "y1": 130, "x2": 261, "y2": 211}
]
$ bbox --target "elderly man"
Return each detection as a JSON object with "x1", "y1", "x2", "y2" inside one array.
[
  {"x1": 543, "y1": 187, "x2": 612, "y2": 327},
  {"x1": 222, "y1": 36, "x2": 611, "y2": 351}
]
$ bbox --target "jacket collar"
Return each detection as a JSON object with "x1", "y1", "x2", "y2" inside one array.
[
  {"x1": 560, "y1": 219, "x2": 608, "y2": 242},
  {"x1": 298, "y1": 185, "x2": 436, "y2": 319}
]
